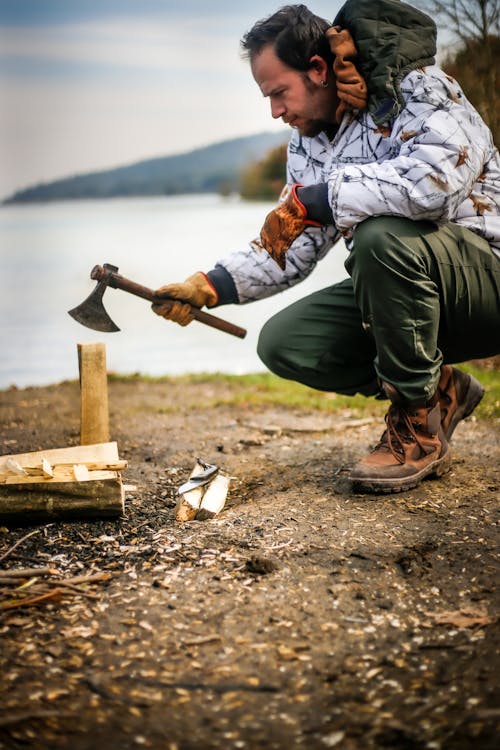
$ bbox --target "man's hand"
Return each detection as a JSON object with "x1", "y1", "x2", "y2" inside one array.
[
  {"x1": 257, "y1": 184, "x2": 322, "y2": 270},
  {"x1": 152, "y1": 272, "x2": 218, "y2": 326}
]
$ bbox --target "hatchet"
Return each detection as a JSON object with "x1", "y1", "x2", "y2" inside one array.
[{"x1": 68, "y1": 263, "x2": 247, "y2": 339}]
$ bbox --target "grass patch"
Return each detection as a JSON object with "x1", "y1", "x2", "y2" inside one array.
[
  {"x1": 460, "y1": 363, "x2": 500, "y2": 420},
  {"x1": 109, "y1": 364, "x2": 499, "y2": 419}
]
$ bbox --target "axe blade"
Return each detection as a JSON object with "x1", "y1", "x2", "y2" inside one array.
[{"x1": 68, "y1": 280, "x2": 120, "y2": 332}]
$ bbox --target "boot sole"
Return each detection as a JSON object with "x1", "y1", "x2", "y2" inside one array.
[
  {"x1": 350, "y1": 450, "x2": 452, "y2": 494},
  {"x1": 445, "y1": 374, "x2": 485, "y2": 440}
]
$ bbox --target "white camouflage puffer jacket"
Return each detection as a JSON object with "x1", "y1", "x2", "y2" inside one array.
[{"x1": 214, "y1": 65, "x2": 500, "y2": 305}]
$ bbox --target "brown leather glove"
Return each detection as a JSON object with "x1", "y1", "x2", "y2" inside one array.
[
  {"x1": 325, "y1": 27, "x2": 367, "y2": 123},
  {"x1": 256, "y1": 184, "x2": 322, "y2": 270},
  {"x1": 152, "y1": 272, "x2": 218, "y2": 327}
]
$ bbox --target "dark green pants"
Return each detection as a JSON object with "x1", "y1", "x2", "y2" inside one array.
[{"x1": 257, "y1": 217, "x2": 500, "y2": 401}]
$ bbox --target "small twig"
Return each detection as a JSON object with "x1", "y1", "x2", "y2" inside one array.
[
  {"x1": 115, "y1": 673, "x2": 279, "y2": 693},
  {"x1": 47, "y1": 581, "x2": 99, "y2": 599},
  {"x1": 0, "y1": 587, "x2": 65, "y2": 610},
  {"x1": 53, "y1": 572, "x2": 112, "y2": 586},
  {"x1": 14, "y1": 577, "x2": 41, "y2": 591},
  {"x1": 267, "y1": 539, "x2": 293, "y2": 551},
  {"x1": 0, "y1": 710, "x2": 64, "y2": 728},
  {"x1": 182, "y1": 634, "x2": 222, "y2": 647},
  {"x1": 159, "y1": 680, "x2": 279, "y2": 693},
  {"x1": 0, "y1": 566, "x2": 59, "y2": 578},
  {"x1": 0, "y1": 529, "x2": 41, "y2": 563},
  {"x1": 84, "y1": 675, "x2": 114, "y2": 700},
  {"x1": 84, "y1": 675, "x2": 154, "y2": 707},
  {"x1": 3, "y1": 554, "x2": 42, "y2": 564}
]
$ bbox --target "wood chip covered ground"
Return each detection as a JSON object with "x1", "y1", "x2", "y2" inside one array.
[{"x1": 0, "y1": 377, "x2": 499, "y2": 750}]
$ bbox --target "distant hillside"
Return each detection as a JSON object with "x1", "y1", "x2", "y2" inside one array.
[{"x1": 4, "y1": 131, "x2": 288, "y2": 204}]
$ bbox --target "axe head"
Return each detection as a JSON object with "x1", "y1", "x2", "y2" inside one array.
[{"x1": 68, "y1": 263, "x2": 120, "y2": 332}]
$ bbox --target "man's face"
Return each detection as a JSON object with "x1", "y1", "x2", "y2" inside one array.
[{"x1": 250, "y1": 44, "x2": 337, "y2": 138}]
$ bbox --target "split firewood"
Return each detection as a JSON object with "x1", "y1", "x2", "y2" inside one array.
[
  {"x1": 175, "y1": 462, "x2": 208, "y2": 522},
  {"x1": 4, "y1": 458, "x2": 27, "y2": 477},
  {"x1": 0, "y1": 442, "x2": 121, "y2": 473},
  {"x1": 42, "y1": 460, "x2": 127, "y2": 473},
  {"x1": 3, "y1": 469, "x2": 118, "y2": 485},
  {"x1": 196, "y1": 473, "x2": 230, "y2": 521},
  {"x1": 78, "y1": 342, "x2": 109, "y2": 445},
  {"x1": 175, "y1": 460, "x2": 231, "y2": 522},
  {"x1": 0, "y1": 461, "x2": 128, "y2": 484},
  {"x1": 0, "y1": 443, "x2": 127, "y2": 524},
  {"x1": 41, "y1": 458, "x2": 54, "y2": 478},
  {"x1": 72, "y1": 464, "x2": 90, "y2": 481},
  {"x1": 10, "y1": 458, "x2": 127, "y2": 478}
]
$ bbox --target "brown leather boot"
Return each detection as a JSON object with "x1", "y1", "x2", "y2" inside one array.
[
  {"x1": 438, "y1": 365, "x2": 485, "y2": 440},
  {"x1": 350, "y1": 384, "x2": 451, "y2": 494}
]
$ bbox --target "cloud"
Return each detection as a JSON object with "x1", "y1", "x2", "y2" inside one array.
[{"x1": 0, "y1": 19, "x2": 241, "y2": 77}]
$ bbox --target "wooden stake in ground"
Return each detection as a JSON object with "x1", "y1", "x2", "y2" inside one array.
[{"x1": 78, "y1": 342, "x2": 109, "y2": 445}]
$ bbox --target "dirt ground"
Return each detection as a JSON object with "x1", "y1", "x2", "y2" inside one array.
[{"x1": 0, "y1": 377, "x2": 499, "y2": 750}]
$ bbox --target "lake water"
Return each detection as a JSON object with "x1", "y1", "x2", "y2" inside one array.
[{"x1": 0, "y1": 194, "x2": 348, "y2": 388}]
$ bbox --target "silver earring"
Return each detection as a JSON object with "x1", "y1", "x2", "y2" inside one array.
[{"x1": 320, "y1": 79, "x2": 328, "y2": 88}]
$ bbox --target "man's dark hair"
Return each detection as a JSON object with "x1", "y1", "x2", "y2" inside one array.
[{"x1": 241, "y1": 4, "x2": 333, "y2": 70}]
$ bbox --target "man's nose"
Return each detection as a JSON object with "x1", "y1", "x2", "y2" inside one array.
[{"x1": 270, "y1": 99, "x2": 285, "y2": 119}]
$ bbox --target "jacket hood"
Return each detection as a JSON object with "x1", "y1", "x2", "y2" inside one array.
[{"x1": 333, "y1": 0, "x2": 437, "y2": 124}]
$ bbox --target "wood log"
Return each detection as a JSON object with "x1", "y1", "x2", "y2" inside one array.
[
  {"x1": 78, "y1": 342, "x2": 109, "y2": 445},
  {"x1": 0, "y1": 476, "x2": 124, "y2": 525}
]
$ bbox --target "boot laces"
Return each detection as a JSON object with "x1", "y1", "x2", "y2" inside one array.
[{"x1": 378, "y1": 406, "x2": 432, "y2": 465}]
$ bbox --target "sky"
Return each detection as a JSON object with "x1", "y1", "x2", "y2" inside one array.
[{"x1": 0, "y1": 0, "x2": 345, "y2": 200}]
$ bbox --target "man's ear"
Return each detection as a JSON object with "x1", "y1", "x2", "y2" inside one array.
[{"x1": 307, "y1": 54, "x2": 329, "y2": 85}]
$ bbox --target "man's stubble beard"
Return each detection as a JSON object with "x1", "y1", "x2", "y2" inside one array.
[
  {"x1": 296, "y1": 119, "x2": 332, "y2": 138},
  {"x1": 297, "y1": 74, "x2": 338, "y2": 138}
]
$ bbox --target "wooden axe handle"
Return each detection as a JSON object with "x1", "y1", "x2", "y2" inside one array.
[{"x1": 91, "y1": 265, "x2": 247, "y2": 339}]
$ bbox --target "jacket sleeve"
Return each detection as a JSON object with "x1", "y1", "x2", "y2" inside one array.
[
  {"x1": 212, "y1": 223, "x2": 339, "y2": 304},
  {"x1": 327, "y1": 67, "x2": 493, "y2": 232},
  {"x1": 211, "y1": 137, "x2": 342, "y2": 305}
]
